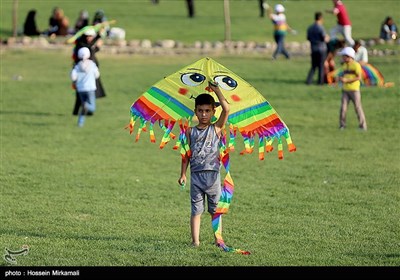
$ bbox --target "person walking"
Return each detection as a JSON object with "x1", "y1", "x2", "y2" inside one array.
[
  {"x1": 71, "y1": 27, "x2": 106, "y2": 116},
  {"x1": 178, "y1": 81, "x2": 229, "y2": 248},
  {"x1": 70, "y1": 47, "x2": 100, "y2": 127},
  {"x1": 325, "y1": 0, "x2": 354, "y2": 46},
  {"x1": 336, "y1": 47, "x2": 367, "y2": 131},
  {"x1": 267, "y1": 4, "x2": 295, "y2": 60},
  {"x1": 186, "y1": 0, "x2": 195, "y2": 18},
  {"x1": 306, "y1": 11, "x2": 330, "y2": 85},
  {"x1": 259, "y1": 0, "x2": 265, "y2": 18}
]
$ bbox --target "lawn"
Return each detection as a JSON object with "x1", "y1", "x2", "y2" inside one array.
[
  {"x1": 1, "y1": 48, "x2": 399, "y2": 267},
  {"x1": 1, "y1": 0, "x2": 399, "y2": 43},
  {"x1": 1, "y1": 0, "x2": 400, "y2": 271}
]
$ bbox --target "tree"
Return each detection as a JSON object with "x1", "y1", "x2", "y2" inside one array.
[
  {"x1": 12, "y1": 0, "x2": 19, "y2": 37},
  {"x1": 223, "y1": 0, "x2": 231, "y2": 42}
]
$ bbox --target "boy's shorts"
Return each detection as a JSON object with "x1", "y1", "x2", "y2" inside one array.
[{"x1": 190, "y1": 170, "x2": 221, "y2": 216}]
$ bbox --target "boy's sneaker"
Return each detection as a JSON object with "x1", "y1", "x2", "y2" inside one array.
[{"x1": 77, "y1": 116, "x2": 85, "y2": 127}]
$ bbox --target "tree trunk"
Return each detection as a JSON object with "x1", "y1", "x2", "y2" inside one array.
[
  {"x1": 223, "y1": 0, "x2": 231, "y2": 42},
  {"x1": 12, "y1": 0, "x2": 18, "y2": 37}
]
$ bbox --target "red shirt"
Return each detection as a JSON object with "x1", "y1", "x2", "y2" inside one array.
[{"x1": 335, "y1": 2, "x2": 351, "y2": 26}]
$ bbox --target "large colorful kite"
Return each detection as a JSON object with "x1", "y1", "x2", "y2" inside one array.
[{"x1": 127, "y1": 57, "x2": 296, "y2": 254}]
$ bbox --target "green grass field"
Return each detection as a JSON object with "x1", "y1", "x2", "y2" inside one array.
[
  {"x1": 1, "y1": 49, "x2": 399, "y2": 266},
  {"x1": 1, "y1": 0, "x2": 400, "y2": 268},
  {"x1": 1, "y1": 0, "x2": 400, "y2": 43}
]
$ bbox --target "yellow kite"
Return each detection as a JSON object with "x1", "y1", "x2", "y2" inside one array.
[{"x1": 128, "y1": 57, "x2": 296, "y2": 254}]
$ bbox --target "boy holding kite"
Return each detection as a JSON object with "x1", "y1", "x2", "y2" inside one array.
[{"x1": 178, "y1": 81, "x2": 229, "y2": 248}]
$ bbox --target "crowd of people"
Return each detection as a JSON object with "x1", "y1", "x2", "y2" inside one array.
[
  {"x1": 22, "y1": 7, "x2": 110, "y2": 127},
  {"x1": 21, "y1": 1, "x2": 396, "y2": 131},
  {"x1": 23, "y1": 7, "x2": 109, "y2": 38},
  {"x1": 303, "y1": 0, "x2": 377, "y2": 132}
]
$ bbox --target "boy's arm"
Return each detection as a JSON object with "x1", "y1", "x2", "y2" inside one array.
[
  {"x1": 340, "y1": 64, "x2": 362, "y2": 84},
  {"x1": 178, "y1": 129, "x2": 191, "y2": 187},
  {"x1": 209, "y1": 81, "x2": 230, "y2": 132},
  {"x1": 178, "y1": 155, "x2": 189, "y2": 187},
  {"x1": 266, "y1": 6, "x2": 273, "y2": 20}
]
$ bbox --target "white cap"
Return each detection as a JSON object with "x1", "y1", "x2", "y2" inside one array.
[
  {"x1": 339, "y1": 47, "x2": 355, "y2": 59},
  {"x1": 84, "y1": 28, "x2": 96, "y2": 37},
  {"x1": 274, "y1": 4, "x2": 285, "y2": 13},
  {"x1": 78, "y1": 47, "x2": 91, "y2": 60}
]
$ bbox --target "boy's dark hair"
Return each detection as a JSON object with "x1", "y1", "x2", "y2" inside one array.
[
  {"x1": 315, "y1": 12, "x2": 323, "y2": 21},
  {"x1": 354, "y1": 39, "x2": 361, "y2": 47},
  {"x1": 195, "y1": 93, "x2": 215, "y2": 108}
]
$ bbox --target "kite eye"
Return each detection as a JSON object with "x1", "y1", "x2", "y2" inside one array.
[
  {"x1": 181, "y1": 73, "x2": 206, "y2": 87},
  {"x1": 214, "y1": 76, "x2": 237, "y2": 91}
]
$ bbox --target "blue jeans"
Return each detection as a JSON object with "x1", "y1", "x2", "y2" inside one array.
[
  {"x1": 77, "y1": 91, "x2": 96, "y2": 126},
  {"x1": 273, "y1": 33, "x2": 290, "y2": 59}
]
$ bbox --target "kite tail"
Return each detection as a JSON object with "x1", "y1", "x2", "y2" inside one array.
[
  {"x1": 212, "y1": 213, "x2": 250, "y2": 255},
  {"x1": 258, "y1": 130, "x2": 296, "y2": 160},
  {"x1": 228, "y1": 124, "x2": 236, "y2": 151},
  {"x1": 212, "y1": 131, "x2": 250, "y2": 255},
  {"x1": 149, "y1": 123, "x2": 156, "y2": 143},
  {"x1": 159, "y1": 120, "x2": 176, "y2": 149},
  {"x1": 135, "y1": 118, "x2": 147, "y2": 142},
  {"x1": 175, "y1": 120, "x2": 191, "y2": 158},
  {"x1": 258, "y1": 135, "x2": 265, "y2": 160},
  {"x1": 284, "y1": 131, "x2": 297, "y2": 153}
]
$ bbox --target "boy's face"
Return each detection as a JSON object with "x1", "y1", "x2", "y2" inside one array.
[
  {"x1": 342, "y1": 55, "x2": 352, "y2": 63},
  {"x1": 195, "y1": 104, "x2": 215, "y2": 126}
]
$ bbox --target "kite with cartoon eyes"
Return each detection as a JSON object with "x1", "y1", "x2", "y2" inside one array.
[{"x1": 127, "y1": 57, "x2": 296, "y2": 254}]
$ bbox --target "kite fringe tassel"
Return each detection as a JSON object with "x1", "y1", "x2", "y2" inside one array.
[{"x1": 128, "y1": 111, "x2": 296, "y2": 161}]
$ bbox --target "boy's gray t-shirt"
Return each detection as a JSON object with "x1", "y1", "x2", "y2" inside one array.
[{"x1": 189, "y1": 124, "x2": 221, "y2": 173}]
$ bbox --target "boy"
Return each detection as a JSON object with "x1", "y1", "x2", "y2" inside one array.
[
  {"x1": 337, "y1": 46, "x2": 367, "y2": 131},
  {"x1": 70, "y1": 47, "x2": 100, "y2": 127},
  {"x1": 178, "y1": 81, "x2": 230, "y2": 247}
]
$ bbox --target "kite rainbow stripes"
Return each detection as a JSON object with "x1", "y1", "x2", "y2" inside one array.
[{"x1": 327, "y1": 63, "x2": 393, "y2": 87}]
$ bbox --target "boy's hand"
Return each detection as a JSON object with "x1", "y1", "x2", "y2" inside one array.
[
  {"x1": 207, "y1": 81, "x2": 219, "y2": 92},
  {"x1": 208, "y1": 80, "x2": 219, "y2": 87},
  {"x1": 178, "y1": 177, "x2": 186, "y2": 190}
]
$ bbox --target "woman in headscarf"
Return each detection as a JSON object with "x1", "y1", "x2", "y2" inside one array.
[{"x1": 23, "y1": 9, "x2": 41, "y2": 36}]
